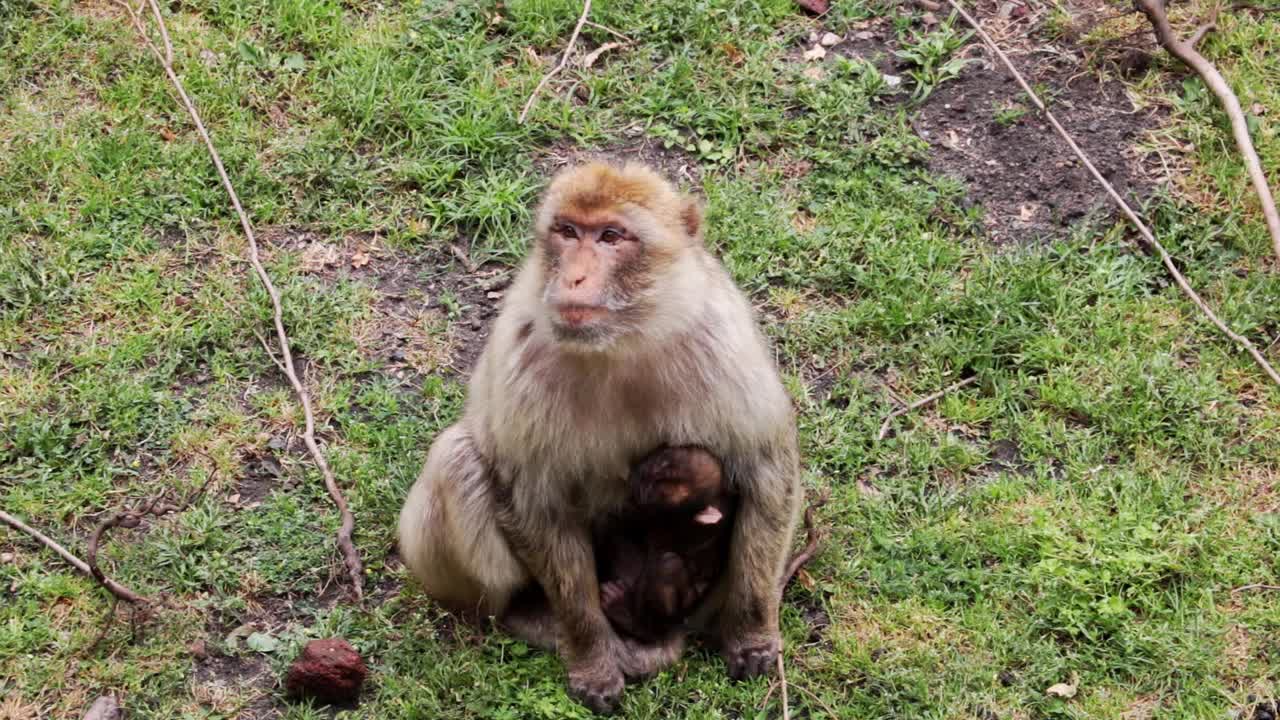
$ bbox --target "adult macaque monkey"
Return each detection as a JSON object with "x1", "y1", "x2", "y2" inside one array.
[{"x1": 398, "y1": 161, "x2": 801, "y2": 713}]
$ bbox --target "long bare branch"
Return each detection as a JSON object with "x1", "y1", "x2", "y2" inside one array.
[
  {"x1": 1133, "y1": 0, "x2": 1280, "y2": 264},
  {"x1": 113, "y1": 0, "x2": 364, "y2": 598},
  {"x1": 947, "y1": 0, "x2": 1280, "y2": 387}
]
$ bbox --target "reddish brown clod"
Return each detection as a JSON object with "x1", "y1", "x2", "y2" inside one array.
[
  {"x1": 793, "y1": 0, "x2": 830, "y2": 14},
  {"x1": 285, "y1": 638, "x2": 367, "y2": 704}
]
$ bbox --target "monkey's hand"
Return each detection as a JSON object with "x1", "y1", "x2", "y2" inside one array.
[
  {"x1": 722, "y1": 630, "x2": 781, "y2": 680},
  {"x1": 566, "y1": 654, "x2": 624, "y2": 715}
]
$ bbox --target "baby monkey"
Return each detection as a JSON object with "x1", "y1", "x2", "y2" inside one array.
[{"x1": 596, "y1": 446, "x2": 736, "y2": 644}]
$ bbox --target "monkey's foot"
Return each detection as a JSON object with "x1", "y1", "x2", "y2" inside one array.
[
  {"x1": 723, "y1": 632, "x2": 780, "y2": 681},
  {"x1": 567, "y1": 661, "x2": 624, "y2": 714}
]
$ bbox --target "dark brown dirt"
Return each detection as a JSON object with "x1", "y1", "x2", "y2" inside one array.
[
  {"x1": 914, "y1": 54, "x2": 1160, "y2": 243},
  {"x1": 259, "y1": 227, "x2": 501, "y2": 380},
  {"x1": 812, "y1": 8, "x2": 1162, "y2": 244}
]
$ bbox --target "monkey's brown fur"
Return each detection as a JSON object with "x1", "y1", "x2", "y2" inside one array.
[
  {"x1": 596, "y1": 446, "x2": 735, "y2": 644},
  {"x1": 398, "y1": 161, "x2": 801, "y2": 713}
]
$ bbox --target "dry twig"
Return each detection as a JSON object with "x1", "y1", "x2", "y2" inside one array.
[
  {"x1": 1232, "y1": 583, "x2": 1280, "y2": 593},
  {"x1": 0, "y1": 510, "x2": 147, "y2": 604},
  {"x1": 947, "y1": 0, "x2": 1280, "y2": 387},
  {"x1": 112, "y1": 0, "x2": 364, "y2": 598},
  {"x1": 877, "y1": 375, "x2": 978, "y2": 441},
  {"x1": 1133, "y1": 0, "x2": 1280, "y2": 264},
  {"x1": 776, "y1": 654, "x2": 792, "y2": 720},
  {"x1": 518, "y1": 0, "x2": 592, "y2": 123},
  {"x1": 584, "y1": 20, "x2": 632, "y2": 43}
]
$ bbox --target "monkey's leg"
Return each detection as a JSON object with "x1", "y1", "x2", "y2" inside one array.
[
  {"x1": 496, "y1": 508, "x2": 627, "y2": 714},
  {"x1": 397, "y1": 424, "x2": 529, "y2": 618},
  {"x1": 717, "y1": 442, "x2": 802, "y2": 680}
]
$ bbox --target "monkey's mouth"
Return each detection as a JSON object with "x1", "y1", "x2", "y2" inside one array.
[{"x1": 555, "y1": 304, "x2": 607, "y2": 327}]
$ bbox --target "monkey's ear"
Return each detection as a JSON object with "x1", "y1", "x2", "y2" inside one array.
[{"x1": 680, "y1": 197, "x2": 704, "y2": 241}]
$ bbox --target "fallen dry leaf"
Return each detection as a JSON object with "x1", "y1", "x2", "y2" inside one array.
[
  {"x1": 351, "y1": 251, "x2": 371, "y2": 268},
  {"x1": 1019, "y1": 204, "x2": 1037, "y2": 221},
  {"x1": 803, "y1": 45, "x2": 827, "y2": 62},
  {"x1": 300, "y1": 242, "x2": 339, "y2": 272},
  {"x1": 796, "y1": 568, "x2": 817, "y2": 591},
  {"x1": 717, "y1": 42, "x2": 745, "y2": 65},
  {"x1": 1046, "y1": 681, "x2": 1077, "y2": 699},
  {"x1": 802, "y1": 66, "x2": 826, "y2": 81},
  {"x1": 793, "y1": 0, "x2": 830, "y2": 14},
  {"x1": 1252, "y1": 102, "x2": 1266, "y2": 116},
  {"x1": 791, "y1": 210, "x2": 817, "y2": 234}
]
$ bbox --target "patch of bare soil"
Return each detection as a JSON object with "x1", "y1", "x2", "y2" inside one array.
[
  {"x1": 815, "y1": 8, "x2": 1162, "y2": 244},
  {"x1": 261, "y1": 227, "x2": 505, "y2": 381},
  {"x1": 915, "y1": 54, "x2": 1159, "y2": 243}
]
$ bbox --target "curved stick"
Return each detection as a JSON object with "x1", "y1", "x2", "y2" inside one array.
[
  {"x1": 947, "y1": 0, "x2": 1280, "y2": 387},
  {"x1": 113, "y1": 0, "x2": 364, "y2": 598},
  {"x1": 518, "y1": 0, "x2": 592, "y2": 123},
  {"x1": 1133, "y1": 0, "x2": 1280, "y2": 264},
  {"x1": 0, "y1": 509, "x2": 147, "y2": 604},
  {"x1": 781, "y1": 490, "x2": 830, "y2": 590}
]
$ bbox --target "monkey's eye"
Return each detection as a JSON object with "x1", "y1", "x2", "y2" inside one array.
[
  {"x1": 556, "y1": 224, "x2": 578, "y2": 240},
  {"x1": 599, "y1": 228, "x2": 624, "y2": 245}
]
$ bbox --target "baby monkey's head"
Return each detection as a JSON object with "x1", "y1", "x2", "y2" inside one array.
[{"x1": 630, "y1": 446, "x2": 728, "y2": 525}]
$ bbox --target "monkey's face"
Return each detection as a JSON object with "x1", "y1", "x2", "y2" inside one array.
[
  {"x1": 540, "y1": 214, "x2": 647, "y2": 347},
  {"x1": 534, "y1": 162, "x2": 703, "y2": 352}
]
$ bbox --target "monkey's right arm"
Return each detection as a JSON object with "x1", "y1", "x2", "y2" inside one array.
[{"x1": 492, "y1": 480, "x2": 624, "y2": 713}]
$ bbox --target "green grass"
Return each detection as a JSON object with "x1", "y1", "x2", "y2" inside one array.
[{"x1": 3, "y1": 0, "x2": 1280, "y2": 718}]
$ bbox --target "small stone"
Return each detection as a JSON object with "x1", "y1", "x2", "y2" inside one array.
[
  {"x1": 854, "y1": 30, "x2": 876, "y2": 40},
  {"x1": 882, "y1": 73, "x2": 902, "y2": 88},
  {"x1": 921, "y1": 11, "x2": 938, "y2": 25},
  {"x1": 819, "y1": 32, "x2": 841, "y2": 47},
  {"x1": 389, "y1": 350, "x2": 407, "y2": 363},
  {"x1": 486, "y1": 290, "x2": 503, "y2": 300},
  {"x1": 0, "y1": 552, "x2": 13, "y2": 563},
  {"x1": 998, "y1": 1, "x2": 1017, "y2": 18},
  {"x1": 81, "y1": 696, "x2": 122, "y2": 720},
  {"x1": 285, "y1": 638, "x2": 367, "y2": 705},
  {"x1": 802, "y1": 45, "x2": 827, "y2": 62}
]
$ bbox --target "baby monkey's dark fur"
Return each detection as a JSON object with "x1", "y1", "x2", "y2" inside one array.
[{"x1": 596, "y1": 446, "x2": 736, "y2": 643}]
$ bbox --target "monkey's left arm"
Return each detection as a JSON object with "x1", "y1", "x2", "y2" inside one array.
[{"x1": 718, "y1": 434, "x2": 802, "y2": 680}]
